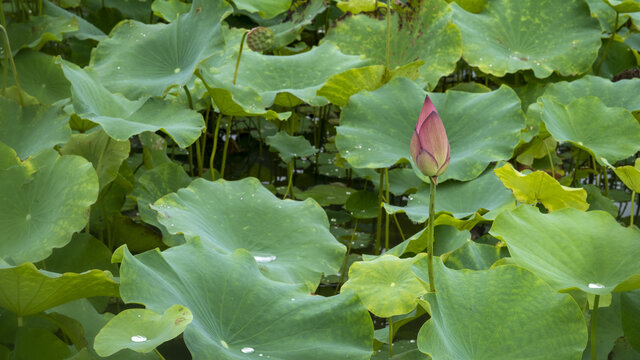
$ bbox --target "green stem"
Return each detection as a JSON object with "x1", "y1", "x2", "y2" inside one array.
[
  {"x1": 283, "y1": 161, "x2": 294, "y2": 200},
  {"x1": 392, "y1": 214, "x2": 405, "y2": 241},
  {"x1": 384, "y1": 168, "x2": 390, "y2": 251},
  {"x1": 591, "y1": 294, "x2": 600, "y2": 360},
  {"x1": 17, "y1": 316, "x2": 23, "y2": 327},
  {"x1": 595, "y1": 12, "x2": 618, "y2": 76},
  {"x1": 631, "y1": 191, "x2": 636, "y2": 228},
  {"x1": 335, "y1": 219, "x2": 358, "y2": 294},
  {"x1": 375, "y1": 169, "x2": 384, "y2": 254},
  {"x1": 603, "y1": 166, "x2": 609, "y2": 197},
  {"x1": 233, "y1": 32, "x2": 248, "y2": 85},
  {"x1": 0, "y1": 25, "x2": 24, "y2": 106},
  {"x1": 543, "y1": 140, "x2": 555, "y2": 179},
  {"x1": 195, "y1": 138, "x2": 203, "y2": 176},
  {"x1": 427, "y1": 178, "x2": 437, "y2": 292},
  {"x1": 153, "y1": 348, "x2": 167, "y2": 360},
  {"x1": 209, "y1": 113, "x2": 223, "y2": 180},
  {"x1": 388, "y1": 316, "x2": 393, "y2": 357},
  {"x1": 220, "y1": 117, "x2": 232, "y2": 179},
  {"x1": 384, "y1": 2, "x2": 391, "y2": 79}
]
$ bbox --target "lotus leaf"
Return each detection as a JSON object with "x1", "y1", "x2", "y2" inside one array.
[
  {"x1": 89, "y1": 0, "x2": 232, "y2": 98},
  {"x1": 342, "y1": 254, "x2": 427, "y2": 317},
  {"x1": 12, "y1": 327, "x2": 71, "y2": 359},
  {"x1": 621, "y1": 290, "x2": 640, "y2": 351},
  {"x1": 0, "y1": 262, "x2": 118, "y2": 317},
  {"x1": 60, "y1": 130, "x2": 130, "y2": 190},
  {"x1": 412, "y1": 259, "x2": 588, "y2": 359},
  {"x1": 345, "y1": 190, "x2": 380, "y2": 219},
  {"x1": 119, "y1": 243, "x2": 373, "y2": 359},
  {"x1": 612, "y1": 159, "x2": 640, "y2": 193},
  {"x1": 94, "y1": 305, "x2": 193, "y2": 356},
  {"x1": 384, "y1": 167, "x2": 514, "y2": 223},
  {"x1": 540, "y1": 75, "x2": 640, "y2": 112},
  {"x1": 322, "y1": 0, "x2": 462, "y2": 90},
  {"x1": 540, "y1": 96, "x2": 640, "y2": 164},
  {"x1": 9, "y1": 50, "x2": 71, "y2": 104},
  {"x1": 202, "y1": 42, "x2": 369, "y2": 107},
  {"x1": 232, "y1": 0, "x2": 292, "y2": 19},
  {"x1": 46, "y1": 233, "x2": 118, "y2": 274},
  {"x1": 0, "y1": 149, "x2": 98, "y2": 265},
  {"x1": 7, "y1": 15, "x2": 78, "y2": 55},
  {"x1": 451, "y1": 0, "x2": 601, "y2": 77},
  {"x1": 61, "y1": 61, "x2": 204, "y2": 148},
  {"x1": 152, "y1": 177, "x2": 345, "y2": 289},
  {"x1": 0, "y1": 97, "x2": 71, "y2": 159},
  {"x1": 442, "y1": 241, "x2": 506, "y2": 270},
  {"x1": 494, "y1": 163, "x2": 589, "y2": 212},
  {"x1": 151, "y1": 0, "x2": 192, "y2": 21},
  {"x1": 133, "y1": 162, "x2": 191, "y2": 247},
  {"x1": 42, "y1": 0, "x2": 106, "y2": 41},
  {"x1": 265, "y1": 131, "x2": 318, "y2": 163},
  {"x1": 296, "y1": 184, "x2": 356, "y2": 206},
  {"x1": 337, "y1": 77, "x2": 524, "y2": 182},
  {"x1": 491, "y1": 205, "x2": 640, "y2": 295}
]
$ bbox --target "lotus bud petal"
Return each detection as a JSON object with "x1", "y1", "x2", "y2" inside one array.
[{"x1": 410, "y1": 94, "x2": 450, "y2": 183}]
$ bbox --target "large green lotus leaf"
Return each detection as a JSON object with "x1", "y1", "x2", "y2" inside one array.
[
  {"x1": 494, "y1": 163, "x2": 589, "y2": 212},
  {"x1": 389, "y1": 225, "x2": 470, "y2": 257},
  {"x1": 451, "y1": 0, "x2": 601, "y2": 78},
  {"x1": 540, "y1": 75, "x2": 640, "y2": 112},
  {"x1": 12, "y1": 327, "x2": 70, "y2": 360},
  {"x1": 60, "y1": 130, "x2": 130, "y2": 190},
  {"x1": 442, "y1": 241, "x2": 506, "y2": 270},
  {"x1": 585, "y1": 0, "x2": 629, "y2": 32},
  {"x1": 0, "y1": 262, "x2": 118, "y2": 317},
  {"x1": 89, "y1": 0, "x2": 231, "y2": 99},
  {"x1": 204, "y1": 42, "x2": 369, "y2": 107},
  {"x1": 9, "y1": 50, "x2": 71, "y2": 104},
  {"x1": 7, "y1": 15, "x2": 78, "y2": 55},
  {"x1": 613, "y1": 159, "x2": 640, "y2": 193},
  {"x1": 490, "y1": 205, "x2": 640, "y2": 295},
  {"x1": 51, "y1": 299, "x2": 157, "y2": 360},
  {"x1": 46, "y1": 233, "x2": 118, "y2": 275},
  {"x1": 336, "y1": 77, "x2": 524, "y2": 181},
  {"x1": 269, "y1": 0, "x2": 326, "y2": 48},
  {"x1": 61, "y1": 61, "x2": 204, "y2": 148},
  {"x1": 540, "y1": 96, "x2": 640, "y2": 164},
  {"x1": 412, "y1": 259, "x2": 588, "y2": 360},
  {"x1": 94, "y1": 305, "x2": 193, "y2": 356},
  {"x1": 0, "y1": 149, "x2": 98, "y2": 265},
  {"x1": 265, "y1": 131, "x2": 318, "y2": 163},
  {"x1": 119, "y1": 242, "x2": 373, "y2": 359},
  {"x1": 42, "y1": 0, "x2": 106, "y2": 41},
  {"x1": 151, "y1": 0, "x2": 191, "y2": 21},
  {"x1": 133, "y1": 162, "x2": 191, "y2": 247},
  {"x1": 0, "y1": 97, "x2": 71, "y2": 160},
  {"x1": 594, "y1": 39, "x2": 639, "y2": 80},
  {"x1": 232, "y1": 0, "x2": 291, "y2": 19},
  {"x1": 322, "y1": 0, "x2": 462, "y2": 90},
  {"x1": 384, "y1": 167, "x2": 515, "y2": 223},
  {"x1": 584, "y1": 184, "x2": 618, "y2": 217},
  {"x1": 341, "y1": 254, "x2": 427, "y2": 318},
  {"x1": 152, "y1": 177, "x2": 345, "y2": 289},
  {"x1": 621, "y1": 290, "x2": 640, "y2": 351},
  {"x1": 607, "y1": 0, "x2": 640, "y2": 12}
]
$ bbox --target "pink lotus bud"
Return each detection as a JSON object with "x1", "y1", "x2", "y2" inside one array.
[{"x1": 410, "y1": 94, "x2": 450, "y2": 184}]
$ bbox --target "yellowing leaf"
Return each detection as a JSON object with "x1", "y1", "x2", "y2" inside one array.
[{"x1": 494, "y1": 163, "x2": 588, "y2": 212}]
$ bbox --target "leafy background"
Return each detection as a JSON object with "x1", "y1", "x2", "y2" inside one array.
[{"x1": 1, "y1": 0, "x2": 640, "y2": 359}]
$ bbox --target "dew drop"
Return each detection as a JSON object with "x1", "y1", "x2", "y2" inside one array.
[
  {"x1": 254, "y1": 255, "x2": 276, "y2": 263},
  {"x1": 131, "y1": 335, "x2": 147, "y2": 342},
  {"x1": 588, "y1": 283, "x2": 605, "y2": 289},
  {"x1": 221, "y1": 340, "x2": 229, "y2": 348},
  {"x1": 410, "y1": 339, "x2": 416, "y2": 343},
  {"x1": 390, "y1": 282, "x2": 396, "y2": 287},
  {"x1": 25, "y1": 214, "x2": 31, "y2": 221},
  {"x1": 241, "y1": 347, "x2": 255, "y2": 354},
  {"x1": 174, "y1": 68, "x2": 181, "y2": 73},
  {"x1": 290, "y1": 298, "x2": 296, "y2": 302},
  {"x1": 259, "y1": 354, "x2": 264, "y2": 357}
]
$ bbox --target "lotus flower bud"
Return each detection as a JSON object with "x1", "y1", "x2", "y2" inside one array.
[{"x1": 410, "y1": 94, "x2": 450, "y2": 184}]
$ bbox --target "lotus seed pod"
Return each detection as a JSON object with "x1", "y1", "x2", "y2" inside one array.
[{"x1": 246, "y1": 27, "x2": 275, "y2": 53}]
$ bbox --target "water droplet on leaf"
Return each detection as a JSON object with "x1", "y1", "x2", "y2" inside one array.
[
  {"x1": 131, "y1": 335, "x2": 147, "y2": 342},
  {"x1": 241, "y1": 347, "x2": 255, "y2": 354}
]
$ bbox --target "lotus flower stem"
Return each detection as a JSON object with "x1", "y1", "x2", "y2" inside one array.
[
  {"x1": 543, "y1": 140, "x2": 555, "y2": 179},
  {"x1": 153, "y1": 349, "x2": 167, "y2": 360},
  {"x1": 392, "y1": 214, "x2": 405, "y2": 241},
  {"x1": 603, "y1": 167, "x2": 609, "y2": 197},
  {"x1": 384, "y1": 3, "x2": 391, "y2": 78},
  {"x1": 375, "y1": 169, "x2": 384, "y2": 254},
  {"x1": 631, "y1": 192, "x2": 636, "y2": 228},
  {"x1": 335, "y1": 219, "x2": 358, "y2": 294},
  {"x1": 0, "y1": 25, "x2": 24, "y2": 106},
  {"x1": 209, "y1": 113, "x2": 223, "y2": 180},
  {"x1": 385, "y1": 167, "x2": 390, "y2": 252},
  {"x1": 388, "y1": 316, "x2": 393, "y2": 357},
  {"x1": 283, "y1": 161, "x2": 294, "y2": 200},
  {"x1": 427, "y1": 178, "x2": 437, "y2": 292},
  {"x1": 590, "y1": 294, "x2": 600, "y2": 360},
  {"x1": 233, "y1": 32, "x2": 248, "y2": 85},
  {"x1": 220, "y1": 117, "x2": 233, "y2": 178}
]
